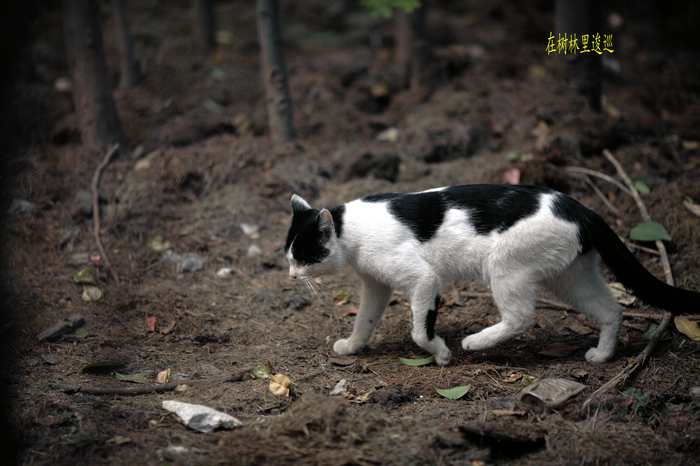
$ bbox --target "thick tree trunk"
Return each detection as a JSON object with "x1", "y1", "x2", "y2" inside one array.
[
  {"x1": 63, "y1": 0, "x2": 124, "y2": 147},
  {"x1": 111, "y1": 0, "x2": 140, "y2": 89},
  {"x1": 192, "y1": 0, "x2": 216, "y2": 52},
  {"x1": 256, "y1": 0, "x2": 297, "y2": 142},
  {"x1": 555, "y1": 0, "x2": 602, "y2": 112}
]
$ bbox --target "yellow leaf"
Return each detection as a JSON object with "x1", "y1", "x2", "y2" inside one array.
[
  {"x1": 269, "y1": 373, "x2": 293, "y2": 396},
  {"x1": 674, "y1": 317, "x2": 700, "y2": 341},
  {"x1": 82, "y1": 286, "x2": 102, "y2": 301}
]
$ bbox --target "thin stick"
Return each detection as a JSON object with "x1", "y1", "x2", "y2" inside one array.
[
  {"x1": 602, "y1": 149, "x2": 674, "y2": 286},
  {"x1": 92, "y1": 144, "x2": 121, "y2": 284},
  {"x1": 584, "y1": 175, "x2": 620, "y2": 216},
  {"x1": 565, "y1": 166, "x2": 632, "y2": 196},
  {"x1": 52, "y1": 369, "x2": 251, "y2": 396},
  {"x1": 584, "y1": 149, "x2": 676, "y2": 407}
]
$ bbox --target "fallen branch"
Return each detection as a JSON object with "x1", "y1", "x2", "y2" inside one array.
[
  {"x1": 584, "y1": 175, "x2": 620, "y2": 216},
  {"x1": 565, "y1": 166, "x2": 632, "y2": 196},
  {"x1": 52, "y1": 368, "x2": 252, "y2": 396},
  {"x1": 584, "y1": 149, "x2": 676, "y2": 407},
  {"x1": 92, "y1": 143, "x2": 121, "y2": 284}
]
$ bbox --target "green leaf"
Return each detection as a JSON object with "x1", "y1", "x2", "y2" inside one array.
[
  {"x1": 202, "y1": 98, "x2": 226, "y2": 114},
  {"x1": 75, "y1": 328, "x2": 88, "y2": 338},
  {"x1": 147, "y1": 235, "x2": 170, "y2": 252},
  {"x1": 82, "y1": 285, "x2": 102, "y2": 302},
  {"x1": 398, "y1": 354, "x2": 435, "y2": 366},
  {"x1": 629, "y1": 222, "x2": 671, "y2": 242},
  {"x1": 73, "y1": 267, "x2": 94, "y2": 283},
  {"x1": 79, "y1": 360, "x2": 126, "y2": 374},
  {"x1": 436, "y1": 385, "x2": 471, "y2": 400},
  {"x1": 633, "y1": 180, "x2": 651, "y2": 194},
  {"x1": 521, "y1": 375, "x2": 536, "y2": 387},
  {"x1": 252, "y1": 361, "x2": 274, "y2": 379},
  {"x1": 210, "y1": 66, "x2": 226, "y2": 82},
  {"x1": 643, "y1": 323, "x2": 659, "y2": 340},
  {"x1": 114, "y1": 371, "x2": 148, "y2": 384}
]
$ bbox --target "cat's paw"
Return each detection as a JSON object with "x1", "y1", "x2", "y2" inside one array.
[
  {"x1": 333, "y1": 339, "x2": 362, "y2": 355},
  {"x1": 585, "y1": 348, "x2": 611, "y2": 364},
  {"x1": 435, "y1": 349, "x2": 452, "y2": 366},
  {"x1": 461, "y1": 334, "x2": 491, "y2": 351}
]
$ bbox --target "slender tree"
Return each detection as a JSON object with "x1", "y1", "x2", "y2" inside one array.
[
  {"x1": 111, "y1": 0, "x2": 140, "y2": 89},
  {"x1": 555, "y1": 0, "x2": 602, "y2": 111},
  {"x1": 63, "y1": 0, "x2": 124, "y2": 146},
  {"x1": 256, "y1": 0, "x2": 296, "y2": 142},
  {"x1": 192, "y1": 0, "x2": 216, "y2": 52}
]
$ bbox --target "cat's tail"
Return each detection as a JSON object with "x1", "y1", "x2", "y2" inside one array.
[{"x1": 585, "y1": 211, "x2": 700, "y2": 315}]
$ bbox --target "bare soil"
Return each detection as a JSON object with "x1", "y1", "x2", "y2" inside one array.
[{"x1": 5, "y1": 1, "x2": 700, "y2": 465}]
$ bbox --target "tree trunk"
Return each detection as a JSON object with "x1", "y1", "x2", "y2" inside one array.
[
  {"x1": 256, "y1": 0, "x2": 296, "y2": 142},
  {"x1": 63, "y1": 0, "x2": 124, "y2": 147},
  {"x1": 192, "y1": 0, "x2": 216, "y2": 52},
  {"x1": 111, "y1": 0, "x2": 140, "y2": 89},
  {"x1": 555, "y1": 0, "x2": 602, "y2": 112},
  {"x1": 394, "y1": 2, "x2": 429, "y2": 91}
]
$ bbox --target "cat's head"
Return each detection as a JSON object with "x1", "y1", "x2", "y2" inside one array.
[{"x1": 284, "y1": 194, "x2": 344, "y2": 280}]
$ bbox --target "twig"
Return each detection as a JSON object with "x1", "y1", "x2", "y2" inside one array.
[
  {"x1": 92, "y1": 144, "x2": 121, "y2": 284},
  {"x1": 565, "y1": 166, "x2": 632, "y2": 196},
  {"x1": 52, "y1": 369, "x2": 251, "y2": 396},
  {"x1": 584, "y1": 149, "x2": 676, "y2": 407},
  {"x1": 584, "y1": 175, "x2": 619, "y2": 216},
  {"x1": 602, "y1": 149, "x2": 674, "y2": 286}
]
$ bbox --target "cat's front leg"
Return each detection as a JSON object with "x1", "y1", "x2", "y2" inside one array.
[
  {"x1": 409, "y1": 281, "x2": 452, "y2": 366},
  {"x1": 333, "y1": 274, "x2": 393, "y2": 356}
]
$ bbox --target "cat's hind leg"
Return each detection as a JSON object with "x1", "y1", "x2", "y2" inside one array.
[
  {"x1": 462, "y1": 276, "x2": 538, "y2": 352},
  {"x1": 333, "y1": 273, "x2": 393, "y2": 356},
  {"x1": 409, "y1": 277, "x2": 451, "y2": 366},
  {"x1": 544, "y1": 251, "x2": 622, "y2": 363}
]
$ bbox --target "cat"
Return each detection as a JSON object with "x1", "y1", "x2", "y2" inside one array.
[{"x1": 284, "y1": 184, "x2": 700, "y2": 365}]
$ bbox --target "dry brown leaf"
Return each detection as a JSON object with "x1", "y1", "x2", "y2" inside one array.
[
  {"x1": 567, "y1": 321, "x2": 593, "y2": 335},
  {"x1": 338, "y1": 306, "x2": 358, "y2": 318},
  {"x1": 674, "y1": 317, "x2": 700, "y2": 341},
  {"x1": 269, "y1": 373, "x2": 293, "y2": 396}
]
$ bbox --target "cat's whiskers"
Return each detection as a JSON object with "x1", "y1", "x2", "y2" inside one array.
[
  {"x1": 305, "y1": 277, "x2": 330, "y2": 300},
  {"x1": 302, "y1": 278, "x2": 322, "y2": 301}
]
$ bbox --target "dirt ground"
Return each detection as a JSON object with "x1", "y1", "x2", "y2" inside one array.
[{"x1": 4, "y1": 0, "x2": 700, "y2": 465}]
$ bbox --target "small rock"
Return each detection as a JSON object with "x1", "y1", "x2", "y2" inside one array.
[
  {"x1": 216, "y1": 267, "x2": 234, "y2": 277},
  {"x1": 330, "y1": 379, "x2": 349, "y2": 396},
  {"x1": 240, "y1": 223, "x2": 260, "y2": 237},
  {"x1": 8, "y1": 199, "x2": 37, "y2": 217},
  {"x1": 247, "y1": 244, "x2": 262, "y2": 258},
  {"x1": 177, "y1": 253, "x2": 205, "y2": 273},
  {"x1": 162, "y1": 400, "x2": 243, "y2": 433}
]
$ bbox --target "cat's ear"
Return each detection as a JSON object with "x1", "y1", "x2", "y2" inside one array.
[
  {"x1": 318, "y1": 209, "x2": 335, "y2": 243},
  {"x1": 291, "y1": 194, "x2": 311, "y2": 212}
]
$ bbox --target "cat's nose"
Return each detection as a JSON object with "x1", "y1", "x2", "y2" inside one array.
[{"x1": 289, "y1": 268, "x2": 298, "y2": 280}]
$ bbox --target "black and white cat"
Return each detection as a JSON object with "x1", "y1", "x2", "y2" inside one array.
[{"x1": 284, "y1": 184, "x2": 699, "y2": 365}]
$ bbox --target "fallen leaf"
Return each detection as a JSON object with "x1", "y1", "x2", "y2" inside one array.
[
  {"x1": 173, "y1": 384, "x2": 188, "y2": 394},
  {"x1": 338, "y1": 306, "x2": 358, "y2": 318},
  {"x1": 107, "y1": 435, "x2": 132, "y2": 445},
  {"x1": 619, "y1": 329, "x2": 630, "y2": 345},
  {"x1": 114, "y1": 371, "x2": 148, "y2": 384},
  {"x1": 629, "y1": 221, "x2": 671, "y2": 242},
  {"x1": 398, "y1": 355, "x2": 435, "y2": 366},
  {"x1": 269, "y1": 373, "x2": 293, "y2": 396},
  {"x1": 73, "y1": 267, "x2": 94, "y2": 283},
  {"x1": 436, "y1": 385, "x2": 471, "y2": 400},
  {"x1": 252, "y1": 361, "x2": 274, "y2": 379},
  {"x1": 519, "y1": 378, "x2": 586, "y2": 413},
  {"x1": 147, "y1": 316, "x2": 157, "y2": 332},
  {"x1": 681, "y1": 140, "x2": 699, "y2": 151},
  {"x1": 79, "y1": 360, "x2": 126, "y2": 374},
  {"x1": 74, "y1": 327, "x2": 88, "y2": 338},
  {"x1": 333, "y1": 291, "x2": 349, "y2": 305},
  {"x1": 643, "y1": 323, "x2": 659, "y2": 340},
  {"x1": 81, "y1": 286, "x2": 102, "y2": 302},
  {"x1": 327, "y1": 356, "x2": 356, "y2": 367},
  {"x1": 521, "y1": 375, "x2": 537, "y2": 387},
  {"x1": 674, "y1": 317, "x2": 700, "y2": 341},
  {"x1": 147, "y1": 235, "x2": 170, "y2": 252},
  {"x1": 683, "y1": 198, "x2": 700, "y2": 218},
  {"x1": 210, "y1": 66, "x2": 226, "y2": 82},
  {"x1": 160, "y1": 321, "x2": 177, "y2": 335},
  {"x1": 504, "y1": 372, "x2": 524, "y2": 383},
  {"x1": 157, "y1": 368, "x2": 172, "y2": 383},
  {"x1": 567, "y1": 321, "x2": 593, "y2": 335},
  {"x1": 633, "y1": 180, "x2": 651, "y2": 194},
  {"x1": 202, "y1": 98, "x2": 226, "y2": 114},
  {"x1": 41, "y1": 354, "x2": 58, "y2": 365},
  {"x1": 608, "y1": 282, "x2": 636, "y2": 306},
  {"x1": 571, "y1": 369, "x2": 588, "y2": 379}
]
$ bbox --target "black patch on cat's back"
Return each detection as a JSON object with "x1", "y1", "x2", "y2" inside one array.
[
  {"x1": 443, "y1": 185, "x2": 545, "y2": 235},
  {"x1": 329, "y1": 205, "x2": 345, "y2": 239},
  {"x1": 364, "y1": 191, "x2": 447, "y2": 242},
  {"x1": 551, "y1": 193, "x2": 594, "y2": 254}
]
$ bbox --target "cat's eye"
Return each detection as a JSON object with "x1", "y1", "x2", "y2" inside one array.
[{"x1": 299, "y1": 260, "x2": 306, "y2": 266}]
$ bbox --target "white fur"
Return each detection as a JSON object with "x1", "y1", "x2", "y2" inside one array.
[{"x1": 288, "y1": 191, "x2": 622, "y2": 365}]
